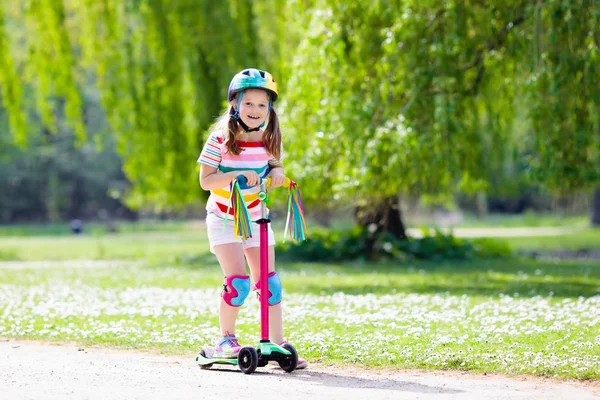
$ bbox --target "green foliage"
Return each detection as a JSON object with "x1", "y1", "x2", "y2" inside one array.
[
  {"x1": 0, "y1": 96, "x2": 127, "y2": 222},
  {"x1": 26, "y1": 0, "x2": 86, "y2": 143},
  {"x1": 276, "y1": 226, "x2": 511, "y2": 262},
  {"x1": 0, "y1": 4, "x2": 26, "y2": 145},
  {"x1": 400, "y1": 230, "x2": 512, "y2": 260},
  {"x1": 276, "y1": 226, "x2": 368, "y2": 262},
  {"x1": 281, "y1": 0, "x2": 600, "y2": 213},
  {"x1": 0, "y1": 0, "x2": 281, "y2": 209},
  {"x1": 0, "y1": 0, "x2": 599, "y2": 216},
  {"x1": 282, "y1": 1, "x2": 525, "y2": 205},
  {"x1": 524, "y1": 1, "x2": 600, "y2": 191}
]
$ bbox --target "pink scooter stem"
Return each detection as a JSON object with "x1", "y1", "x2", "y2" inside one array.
[
  {"x1": 236, "y1": 175, "x2": 291, "y2": 342},
  {"x1": 256, "y1": 178, "x2": 271, "y2": 342},
  {"x1": 259, "y1": 221, "x2": 269, "y2": 341}
]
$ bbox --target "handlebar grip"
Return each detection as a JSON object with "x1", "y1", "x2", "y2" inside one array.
[
  {"x1": 236, "y1": 175, "x2": 291, "y2": 189},
  {"x1": 264, "y1": 177, "x2": 291, "y2": 188},
  {"x1": 235, "y1": 175, "x2": 251, "y2": 189}
]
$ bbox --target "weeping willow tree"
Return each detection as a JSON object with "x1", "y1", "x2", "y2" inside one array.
[
  {"x1": 0, "y1": 0, "x2": 280, "y2": 209},
  {"x1": 1, "y1": 0, "x2": 599, "y2": 226},
  {"x1": 281, "y1": 0, "x2": 600, "y2": 234}
]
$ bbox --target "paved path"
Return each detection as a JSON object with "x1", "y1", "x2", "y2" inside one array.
[{"x1": 1, "y1": 340, "x2": 598, "y2": 400}]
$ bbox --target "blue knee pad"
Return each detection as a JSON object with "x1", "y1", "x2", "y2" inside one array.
[
  {"x1": 255, "y1": 272, "x2": 282, "y2": 305},
  {"x1": 222, "y1": 275, "x2": 251, "y2": 307}
]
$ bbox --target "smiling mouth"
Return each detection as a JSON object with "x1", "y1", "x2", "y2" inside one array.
[{"x1": 247, "y1": 115, "x2": 260, "y2": 120}]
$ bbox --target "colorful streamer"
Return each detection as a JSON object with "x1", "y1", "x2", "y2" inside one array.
[
  {"x1": 225, "y1": 177, "x2": 307, "y2": 242},
  {"x1": 225, "y1": 178, "x2": 253, "y2": 239},
  {"x1": 283, "y1": 182, "x2": 307, "y2": 243}
]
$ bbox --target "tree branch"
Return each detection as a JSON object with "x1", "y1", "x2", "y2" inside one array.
[
  {"x1": 463, "y1": 13, "x2": 526, "y2": 95},
  {"x1": 426, "y1": 8, "x2": 447, "y2": 31}
]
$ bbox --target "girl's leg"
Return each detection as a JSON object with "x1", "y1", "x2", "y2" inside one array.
[
  {"x1": 244, "y1": 245, "x2": 284, "y2": 344},
  {"x1": 213, "y1": 243, "x2": 247, "y2": 337}
]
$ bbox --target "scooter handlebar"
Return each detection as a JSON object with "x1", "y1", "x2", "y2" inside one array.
[{"x1": 235, "y1": 175, "x2": 291, "y2": 189}]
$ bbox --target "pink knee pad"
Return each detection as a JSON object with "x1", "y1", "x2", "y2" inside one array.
[
  {"x1": 252, "y1": 271, "x2": 282, "y2": 305},
  {"x1": 222, "y1": 275, "x2": 251, "y2": 307}
]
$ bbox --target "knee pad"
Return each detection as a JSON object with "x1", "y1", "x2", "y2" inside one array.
[
  {"x1": 222, "y1": 275, "x2": 251, "y2": 307},
  {"x1": 253, "y1": 271, "x2": 282, "y2": 306}
]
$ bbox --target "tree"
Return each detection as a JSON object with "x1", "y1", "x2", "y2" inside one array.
[
  {"x1": 280, "y1": 0, "x2": 600, "y2": 234},
  {"x1": 0, "y1": 0, "x2": 270, "y2": 210},
  {"x1": 1, "y1": 0, "x2": 598, "y2": 229},
  {"x1": 0, "y1": 88, "x2": 129, "y2": 223}
]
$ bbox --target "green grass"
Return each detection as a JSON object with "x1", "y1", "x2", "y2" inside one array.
[
  {"x1": 0, "y1": 220, "x2": 300, "y2": 262},
  {"x1": 451, "y1": 211, "x2": 589, "y2": 228},
  {"x1": 1, "y1": 255, "x2": 599, "y2": 379},
  {"x1": 497, "y1": 228, "x2": 600, "y2": 251},
  {"x1": 0, "y1": 220, "x2": 189, "y2": 237},
  {"x1": 2, "y1": 221, "x2": 598, "y2": 263},
  {"x1": 0, "y1": 230, "x2": 211, "y2": 262},
  {"x1": 325, "y1": 211, "x2": 591, "y2": 230},
  {"x1": 0, "y1": 219, "x2": 599, "y2": 379}
]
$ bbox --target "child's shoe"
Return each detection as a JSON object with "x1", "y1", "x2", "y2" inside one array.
[
  {"x1": 295, "y1": 357, "x2": 308, "y2": 369},
  {"x1": 213, "y1": 335, "x2": 242, "y2": 358}
]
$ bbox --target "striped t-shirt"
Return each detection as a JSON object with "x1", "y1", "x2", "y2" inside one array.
[{"x1": 198, "y1": 132, "x2": 281, "y2": 221}]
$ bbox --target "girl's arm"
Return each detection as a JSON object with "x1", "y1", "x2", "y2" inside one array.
[{"x1": 200, "y1": 164, "x2": 260, "y2": 190}]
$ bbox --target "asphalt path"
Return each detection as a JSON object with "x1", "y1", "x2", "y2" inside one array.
[{"x1": 1, "y1": 340, "x2": 599, "y2": 400}]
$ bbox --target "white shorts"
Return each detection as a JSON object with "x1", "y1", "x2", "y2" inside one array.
[{"x1": 206, "y1": 213, "x2": 276, "y2": 254}]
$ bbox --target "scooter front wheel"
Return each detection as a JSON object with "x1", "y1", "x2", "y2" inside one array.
[
  {"x1": 278, "y1": 343, "x2": 298, "y2": 373},
  {"x1": 238, "y1": 346, "x2": 259, "y2": 374}
]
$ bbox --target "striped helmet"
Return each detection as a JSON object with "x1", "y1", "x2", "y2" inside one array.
[{"x1": 228, "y1": 68, "x2": 279, "y2": 102}]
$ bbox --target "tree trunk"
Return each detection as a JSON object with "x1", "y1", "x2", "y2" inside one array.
[
  {"x1": 591, "y1": 187, "x2": 600, "y2": 226},
  {"x1": 475, "y1": 190, "x2": 488, "y2": 218},
  {"x1": 355, "y1": 195, "x2": 408, "y2": 258}
]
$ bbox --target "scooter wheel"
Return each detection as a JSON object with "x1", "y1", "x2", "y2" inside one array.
[
  {"x1": 238, "y1": 346, "x2": 258, "y2": 374},
  {"x1": 197, "y1": 350, "x2": 213, "y2": 370},
  {"x1": 257, "y1": 356, "x2": 268, "y2": 367},
  {"x1": 278, "y1": 343, "x2": 298, "y2": 373}
]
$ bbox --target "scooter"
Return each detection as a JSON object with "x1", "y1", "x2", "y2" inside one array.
[{"x1": 196, "y1": 176, "x2": 300, "y2": 374}]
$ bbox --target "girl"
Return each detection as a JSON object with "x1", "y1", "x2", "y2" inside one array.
[{"x1": 197, "y1": 68, "x2": 307, "y2": 369}]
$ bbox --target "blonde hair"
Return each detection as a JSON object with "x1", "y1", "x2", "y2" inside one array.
[{"x1": 208, "y1": 95, "x2": 282, "y2": 159}]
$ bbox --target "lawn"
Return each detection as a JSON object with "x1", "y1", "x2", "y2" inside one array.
[
  {"x1": 498, "y1": 229, "x2": 600, "y2": 251},
  {"x1": 449, "y1": 211, "x2": 589, "y2": 228},
  {"x1": 0, "y1": 218, "x2": 599, "y2": 380}
]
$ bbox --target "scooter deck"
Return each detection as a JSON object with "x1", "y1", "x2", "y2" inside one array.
[
  {"x1": 196, "y1": 343, "x2": 292, "y2": 366},
  {"x1": 196, "y1": 347, "x2": 239, "y2": 366}
]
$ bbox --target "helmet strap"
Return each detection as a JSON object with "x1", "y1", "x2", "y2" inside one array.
[{"x1": 232, "y1": 116, "x2": 261, "y2": 133}]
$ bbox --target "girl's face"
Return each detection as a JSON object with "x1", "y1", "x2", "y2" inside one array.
[{"x1": 232, "y1": 89, "x2": 270, "y2": 130}]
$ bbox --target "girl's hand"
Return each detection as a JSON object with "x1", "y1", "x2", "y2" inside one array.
[
  {"x1": 268, "y1": 170, "x2": 287, "y2": 188},
  {"x1": 241, "y1": 170, "x2": 260, "y2": 186}
]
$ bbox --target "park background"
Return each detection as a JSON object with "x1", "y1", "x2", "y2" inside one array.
[{"x1": 0, "y1": 0, "x2": 599, "y2": 380}]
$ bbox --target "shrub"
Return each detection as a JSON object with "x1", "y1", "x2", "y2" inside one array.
[{"x1": 276, "y1": 226, "x2": 511, "y2": 262}]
